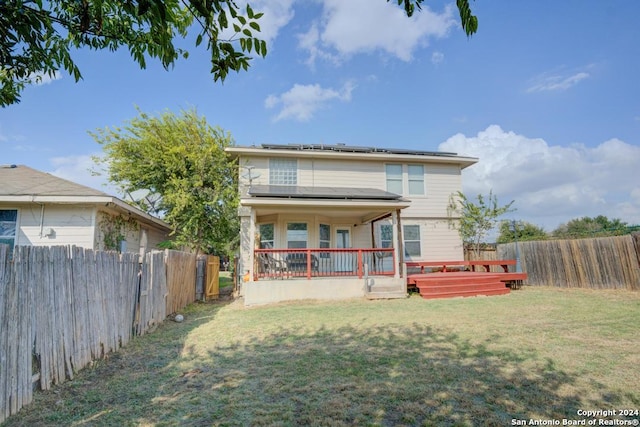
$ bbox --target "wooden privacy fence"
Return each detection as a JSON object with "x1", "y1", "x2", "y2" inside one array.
[
  {"x1": 497, "y1": 234, "x2": 640, "y2": 290},
  {"x1": 0, "y1": 245, "x2": 198, "y2": 423}
]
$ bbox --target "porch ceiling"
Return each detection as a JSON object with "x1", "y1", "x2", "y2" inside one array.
[{"x1": 243, "y1": 197, "x2": 409, "y2": 224}]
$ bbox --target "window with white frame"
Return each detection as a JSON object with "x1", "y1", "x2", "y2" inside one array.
[
  {"x1": 0, "y1": 209, "x2": 18, "y2": 251},
  {"x1": 269, "y1": 158, "x2": 297, "y2": 185},
  {"x1": 408, "y1": 165, "x2": 424, "y2": 195},
  {"x1": 403, "y1": 224, "x2": 421, "y2": 258},
  {"x1": 319, "y1": 224, "x2": 330, "y2": 258},
  {"x1": 259, "y1": 223, "x2": 274, "y2": 248},
  {"x1": 379, "y1": 224, "x2": 393, "y2": 248},
  {"x1": 287, "y1": 223, "x2": 307, "y2": 248},
  {"x1": 385, "y1": 164, "x2": 403, "y2": 194},
  {"x1": 319, "y1": 224, "x2": 330, "y2": 249}
]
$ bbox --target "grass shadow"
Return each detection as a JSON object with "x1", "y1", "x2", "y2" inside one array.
[{"x1": 3, "y1": 298, "x2": 635, "y2": 426}]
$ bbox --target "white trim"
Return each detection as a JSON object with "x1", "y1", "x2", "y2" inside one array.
[
  {"x1": 227, "y1": 146, "x2": 478, "y2": 169},
  {"x1": 0, "y1": 195, "x2": 170, "y2": 231}
]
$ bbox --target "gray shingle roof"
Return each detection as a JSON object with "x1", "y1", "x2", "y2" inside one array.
[{"x1": 0, "y1": 165, "x2": 108, "y2": 197}]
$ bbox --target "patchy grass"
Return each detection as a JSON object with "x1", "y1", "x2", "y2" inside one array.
[
  {"x1": 3, "y1": 287, "x2": 640, "y2": 426},
  {"x1": 219, "y1": 271, "x2": 233, "y2": 289}
]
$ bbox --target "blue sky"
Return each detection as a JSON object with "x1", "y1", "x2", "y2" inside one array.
[{"x1": 2, "y1": 0, "x2": 639, "y2": 232}]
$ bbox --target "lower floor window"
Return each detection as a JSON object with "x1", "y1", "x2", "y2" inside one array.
[
  {"x1": 0, "y1": 209, "x2": 18, "y2": 252},
  {"x1": 379, "y1": 224, "x2": 393, "y2": 248},
  {"x1": 287, "y1": 223, "x2": 308, "y2": 248},
  {"x1": 403, "y1": 224, "x2": 421, "y2": 257},
  {"x1": 259, "y1": 223, "x2": 274, "y2": 248}
]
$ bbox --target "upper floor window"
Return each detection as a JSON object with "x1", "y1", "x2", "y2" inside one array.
[
  {"x1": 385, "y1": 164, "x2": 403, "y2": 194},
  {"x1": 408, "y1": 165, "x2": 424, "y2": 195},
  {"x1": 269, "y1": 158, "x2": 297, "y2": 185},
  {"x1": 0, "y1": 209, "x2": 18, "y2": 252}
]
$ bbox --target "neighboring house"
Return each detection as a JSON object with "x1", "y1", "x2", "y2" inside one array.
[
  {"x1": 226, "y1": 143, "x2": 478, "y2": 305},
  {"x1": 0, "y1": 165, "x2": 171, "y2": 255}
]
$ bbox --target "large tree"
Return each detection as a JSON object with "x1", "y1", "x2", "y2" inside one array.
[
  {"x1": 1, "y1": 0, "x2": 478, "y2": 106},
  {"x1": 496, "y1": 220, "x2": 547, "y2": 244},
  {"x1": 91, "y1": 108, "x2": 238, "y2": 255},
  {"x1": 447, "y1": 190, "x2": 515, "y2": 257},
  {"x1": 552, "y1": 215, "x2": 634, "y2": 239}
]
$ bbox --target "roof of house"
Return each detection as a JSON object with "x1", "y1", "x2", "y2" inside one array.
[
  {"x1": 0, "y1": 164, "x2": 108, "y2": 197},
  {"x1": 249, "y1": 185, "x2": 404, "y2": 200},
  {"x1": 0, "y1": 165, "x2": 170, "y2": 230},
  {"x1": 226, "y1": 143, "x2": 479, "y2": 169}
]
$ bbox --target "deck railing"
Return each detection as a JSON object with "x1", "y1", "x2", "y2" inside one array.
[{"x1": 254, "y1": 248, "x2": 396, "y2": 280}]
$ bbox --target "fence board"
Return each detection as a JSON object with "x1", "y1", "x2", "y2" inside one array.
[
  {"x1": 165, "y1": 250, "x2": 197, "y2": 314},
  {"x1": 0, "y1": 244, "x2": 200, "y2": 423},
  {"x1": 498, "y1": 235, "x2": 640, "y2": 290}
]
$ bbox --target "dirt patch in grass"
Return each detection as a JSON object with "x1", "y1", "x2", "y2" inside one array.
[{"x1": 3, "y1": 287, "x2": 639, "y2": 426}]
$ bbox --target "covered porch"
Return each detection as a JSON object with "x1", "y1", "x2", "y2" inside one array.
[{"x1": 237, "y1": 186, "x2": 410, "y2": 304}]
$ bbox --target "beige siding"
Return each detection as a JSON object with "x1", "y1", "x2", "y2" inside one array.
[
  {"x1": 239, "y1": 153, "x2": 466, "y2": 261},
  {"x1": 2, "y1": 202, "x2": 169, "y2": 253},
  {"x1": 255, "y1": 214, "x2": 372, "y2": 249},
  {"x1": 239, "y1": 156, "x2": 384, "y2": 189},
  {"x1": 403, "y1": 218, "x2": 463, "y2": 261},
  {"x1": 9, "y1": 203, "x2": 97, "y2": 248},
  {"x1": 146, "y1": 226, "x2": 170, "y2": 250},
  {"x1": 298, "y1": 158, "x2": 383, "y2": 188},
  {"x1": 402, "y1": 164, "x2": 462, "y2": 218},
  {"x1": 239, "y1": 156, "x2": 462, "y2": 218},
  {"x1": 95, "y1": 210, "x2": 169, "y2": 253}
]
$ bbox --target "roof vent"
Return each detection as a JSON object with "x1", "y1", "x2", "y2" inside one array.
[{"x1": 1, "y1": 164, "x2": 17, "y2": 168}]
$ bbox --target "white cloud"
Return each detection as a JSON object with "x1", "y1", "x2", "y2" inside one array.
[
  {"x1": 526, "y1": 71, "x2": 589, "y2": 93},
  {"x1": 265, "y1": 81, "x2": 355, "y2": 122},
  {"x1": 49, "y1": 155, "x2": 120, "y2": 196},
  {"x1": 298, "y1": 0, "x2": 455, "y2": 66},
  {"x1": 243, "y1": 0, "x2": 296, "y2": 45},
  {"x1": 29, "y1": 71, "x2": 62, "y2": 86},
  {"x1": 431, "y1": 51, "x2": 445, "y2": 64},
  {"x1": 439, "y1": 125, "x2": 640, "y2": 230}
]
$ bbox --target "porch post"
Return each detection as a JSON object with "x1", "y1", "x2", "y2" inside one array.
[
  {"x1": 238, "y1": 206, "x2": 255, "y2": 293},
  {"x1": 392, "y1": 209, "x2": 403, "y2": 278}
]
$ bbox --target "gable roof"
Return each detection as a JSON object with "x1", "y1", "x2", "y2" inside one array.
[
  {"x1": 0, "y1": 165, "x2": 170, "y2": 231},
  {"x1": 0, "y1": 164, "x2": 108, "y2": 197}
]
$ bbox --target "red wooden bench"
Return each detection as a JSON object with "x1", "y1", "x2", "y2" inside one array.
[{"x1": 406, "y1": 259, "x2": 519, "y2": 274}]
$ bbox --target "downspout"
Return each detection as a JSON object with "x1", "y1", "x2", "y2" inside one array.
[{"x1": 33, "y1": 197, "x2": 45, "y2": 238}]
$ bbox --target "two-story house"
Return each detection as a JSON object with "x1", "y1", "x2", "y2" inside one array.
[{"x1": 226, "y1": 144, "x2": 478, "y2": 305}]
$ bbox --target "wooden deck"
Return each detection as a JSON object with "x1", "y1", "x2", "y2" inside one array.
[{"x1": 406, "y1": 260, "x2": 527, "y2": 300}]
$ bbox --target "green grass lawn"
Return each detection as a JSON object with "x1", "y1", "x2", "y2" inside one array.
[{"x1": 3, "y1": 287, "x2": 639, "y2": 426}]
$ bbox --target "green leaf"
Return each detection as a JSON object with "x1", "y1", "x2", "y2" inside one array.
[{"x1": 249, "y1": 21, "x2": 260, "y2": 31}]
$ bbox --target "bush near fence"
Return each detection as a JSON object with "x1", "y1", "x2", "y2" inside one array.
[
  {"x1": 0, "y1": 245, "x2": 198, "y2": 424},
  {"x1": 496, "y1": 234, "x2": 640, "y2": 290}
]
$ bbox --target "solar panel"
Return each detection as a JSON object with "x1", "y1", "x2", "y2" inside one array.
[{"x1": 259, "y1": 143, "x2": 458, "y2": 157}]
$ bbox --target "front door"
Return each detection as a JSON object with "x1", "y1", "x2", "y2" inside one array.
[{"x1": 335, "y1": 227, "x2": 354, "y2": 272}]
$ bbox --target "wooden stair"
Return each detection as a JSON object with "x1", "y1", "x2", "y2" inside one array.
[{"x1": 413, "y1": 273, "x2": 510, "y2": 300}]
